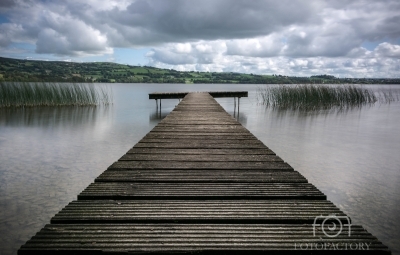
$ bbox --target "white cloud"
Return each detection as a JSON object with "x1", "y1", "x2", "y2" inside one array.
[
  {"x1": 0, "y1": 0, "x2": 399, "y2": 77},
  {"x1": 0, "y1": 23, "x2": 30, "y2": 46},
  {"x1": 226, "y1": 35, "x2": 284, "y2": 57},
  {"x1": 33, "y1": 10, "x2": 112, "y2": 56},
  {"x1": 147, "y1": 40, "x2": 400, "y2": 78},
  {"x1": 373, "y1": 42, "x2": 400, "y2": 58},
  {"x1": 173, "y1": 43, "x2": 192, "y2": 54}
]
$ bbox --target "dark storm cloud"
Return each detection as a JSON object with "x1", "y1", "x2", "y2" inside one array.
[
  {"x1": 0, "y1": 0, "x2": 15, "y2": 8},
  {"x1": 103, "y1": 0, "x2": 319, "y2": 45},
  {"x1": 0, "y1": 0, "x2": 324, "y2": 55}
]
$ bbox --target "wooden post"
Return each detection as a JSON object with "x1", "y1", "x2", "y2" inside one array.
[
  {"x1": 233, "y1": 97, "x2": 236, "y2": 118},
  {"x1": 237, "y1": 97, "x2": 240, "y2": 118}
]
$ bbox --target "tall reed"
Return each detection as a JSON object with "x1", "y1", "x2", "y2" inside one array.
[
  {"x1": 0, "y1": 82, "x2": 112, "y2": 107},
  {"x1": 257, "y1": 85, "x2": 384, "y2": 110}
]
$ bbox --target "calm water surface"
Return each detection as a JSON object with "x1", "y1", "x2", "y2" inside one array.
[{"x1": 0, "y1": 83, "x2": 399, "y2": 255}]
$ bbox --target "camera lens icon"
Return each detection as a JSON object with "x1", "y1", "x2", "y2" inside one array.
[{"x1": 313, "y1": 215, "x2": 352, "y2": 238}]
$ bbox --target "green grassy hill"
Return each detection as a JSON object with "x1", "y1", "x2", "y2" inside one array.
[{"x1": 0, "y1": 57, "x2": 398, "y2": 84}]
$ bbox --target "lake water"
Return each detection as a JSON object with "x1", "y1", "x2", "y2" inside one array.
[{"x1": 0, "y1": 83, "x2": 399, "y2": 255}]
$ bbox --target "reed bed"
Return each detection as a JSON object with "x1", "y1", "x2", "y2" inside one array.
[
  {"x1": 256, "y1": 84, "x2": 391, "y2": 111},
  {"x1": 0, "y1": 82, "x2": 112, "y2": 107}
]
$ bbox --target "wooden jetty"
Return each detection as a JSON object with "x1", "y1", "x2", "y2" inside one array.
[
  {"x1": 149, "y1": 91, "x2": 246, "y2": 116},
  {"x1": 19, "y1": 92, "x2": 390, "y2": 254}
]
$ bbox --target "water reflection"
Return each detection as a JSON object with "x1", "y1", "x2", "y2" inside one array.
[
  {"x1": 250, "y1": 101, "x2": 400, "y2": 254},
  {"x1": 149, "y1": 110, "x2": 169, "y2": 122},
  {"x1": 265, "y1": 105, "x2": 371, "y2": 119},
  {"x1": 226, "y1": 110, "x2": 247, "y2": 125},
  {"x1": 0, "y1": 106, "x2": 110, "y2": 127},
  {"x1": 0, "y1": 106, "x2": 116, "y2": 255}
]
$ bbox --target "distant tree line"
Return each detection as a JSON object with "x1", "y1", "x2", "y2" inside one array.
[{"x1": 1, "y1": 57, "x2": 399, "y2": 84}]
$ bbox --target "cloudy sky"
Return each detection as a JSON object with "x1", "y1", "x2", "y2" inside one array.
[{"x1": 1, "y1": 0, "x2": 400, "y2": 77}]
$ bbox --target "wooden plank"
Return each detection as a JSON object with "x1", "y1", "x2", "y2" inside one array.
[
  {"x1": 149, "y1": 92, "x2": 188, "y2": 99},
  {"x1": 78, "y1": 182, "x2": 326, "y2": 200},
  {"x1": 153, "y1": 124, "x2": 248, "y2": 130},
  {"x1": 160, "y1": 120, "x2": 237, "y2": 124},
  {"x1": 176, "y1": 105, "x2": 224, "y2": 108},
  {"x1": 151, "y1": 127, "x2": 251, "y2": 133},
  {"x1": 163, "y1": 116, "x2": 235, "y2": 120},
  {"x1": 173, "y1": 108, "x2": 227, "y2": 112},
  {"x1": 127, "y1": 148, "x2": 275, "y2": 155},
  {"x1": 143, "y1": 134, "x2": 258, "y2": 140},
  {"x1": 161, "y1": 115, "x2": 236, "y2": 119},
  {"x1": 174, "y1": 104, "x2": 225, "y2": 107},
  {"x1": 159, "y1": 121, "x2": 240, "y2": 125},
  {"x1": 161, "y1": 116, "x2": 236, "y2": 120},
  {"x1": 149, "y1": 91, "x2": 248, "y2": 99},
  {"x1": 19, "y1": 224, "x2": 390, "y2": 254},
  {"x1": 139, "y1": 137, "x2": 261, "y2": 142},
  {"x1": 137, "y1": 139, "x2": 263, "y2": 144},
  {"x1": 133, "y1": 142, "x2": 266, "y2": 149},
  {"x1": 160, "y1": 121, "x2": 239, "y2": 125},
  {"x1": 95, "y1": 170, "x2": 308, "y2": 183},
  {"x1": 119, "y1": 154, "x2": 283, "y2": 162},
  {"x1": 174, "y1": 101, "x2": 221, "y2": 103},
  {"x1": 209, "y1": 91, "x2": 248, "y2": 98},
  {"x1": 166, "y1": 112, "x2": 232, "y2": 116},
  {"x1": 50, "y1": 200, "x2": 345, "y2": 224},
  {"x1": 108, "y1": 161, "x2": 294, "y2": 170},
  {"x1": 147, "y1": 132, "x2": 257, "y2": 137}
]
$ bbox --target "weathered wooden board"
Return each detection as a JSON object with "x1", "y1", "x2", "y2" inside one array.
[
  {"x1": 158, "y1": 121, "x2": 241, "y2": 125},
  {"x1": 150, "y1": 129, "x2": 252, "y2": 134},
  {"x1": 18, "y1": 224, "x2": 390, "y2": 254},
  {"x1": 165, "y1": 113, "x2": 234, "y2": 118},
  {"x1": 133, "y1": 142, "x2": 267, "y2": 149},
  {"x1": 108, "y1": 161, "x2": 294, "y2": 170},
  {"x1": 119, "y1": 154, "x2": 283, "y2": 162},
  {"x1": 149, "y1": 91, "x2": 248, "y2": 99},
  {"x1": 151, "y1": 125, "x2": 250, "y2": 132},
  {"x1": 126, "y1": 148, "x2": 275, "y2": 155},
  {"x1": 137, "y1": 139, "x2": 264, "y2": 144},
  {"x1": 173, "y1": 109, "x2": 227, "y2": 112},
  {"x1": 143, "y1": 134, "x2": 258, "y2": 140},
  {"x1": 161, "y1": 115, "x2": 235, "y2": 119},
  {"x1": 51, "y1": 200, "x2": 345, "y2": 224},
  {"x1": 78, "y1": 182, "x2": 326, "y2": 200},
  {"x1": 95, "y1": 170, "x2": 308, "y2": 183},
  {"x1": 146, "y1": 131, "x2": 257, "y2": 137}
]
